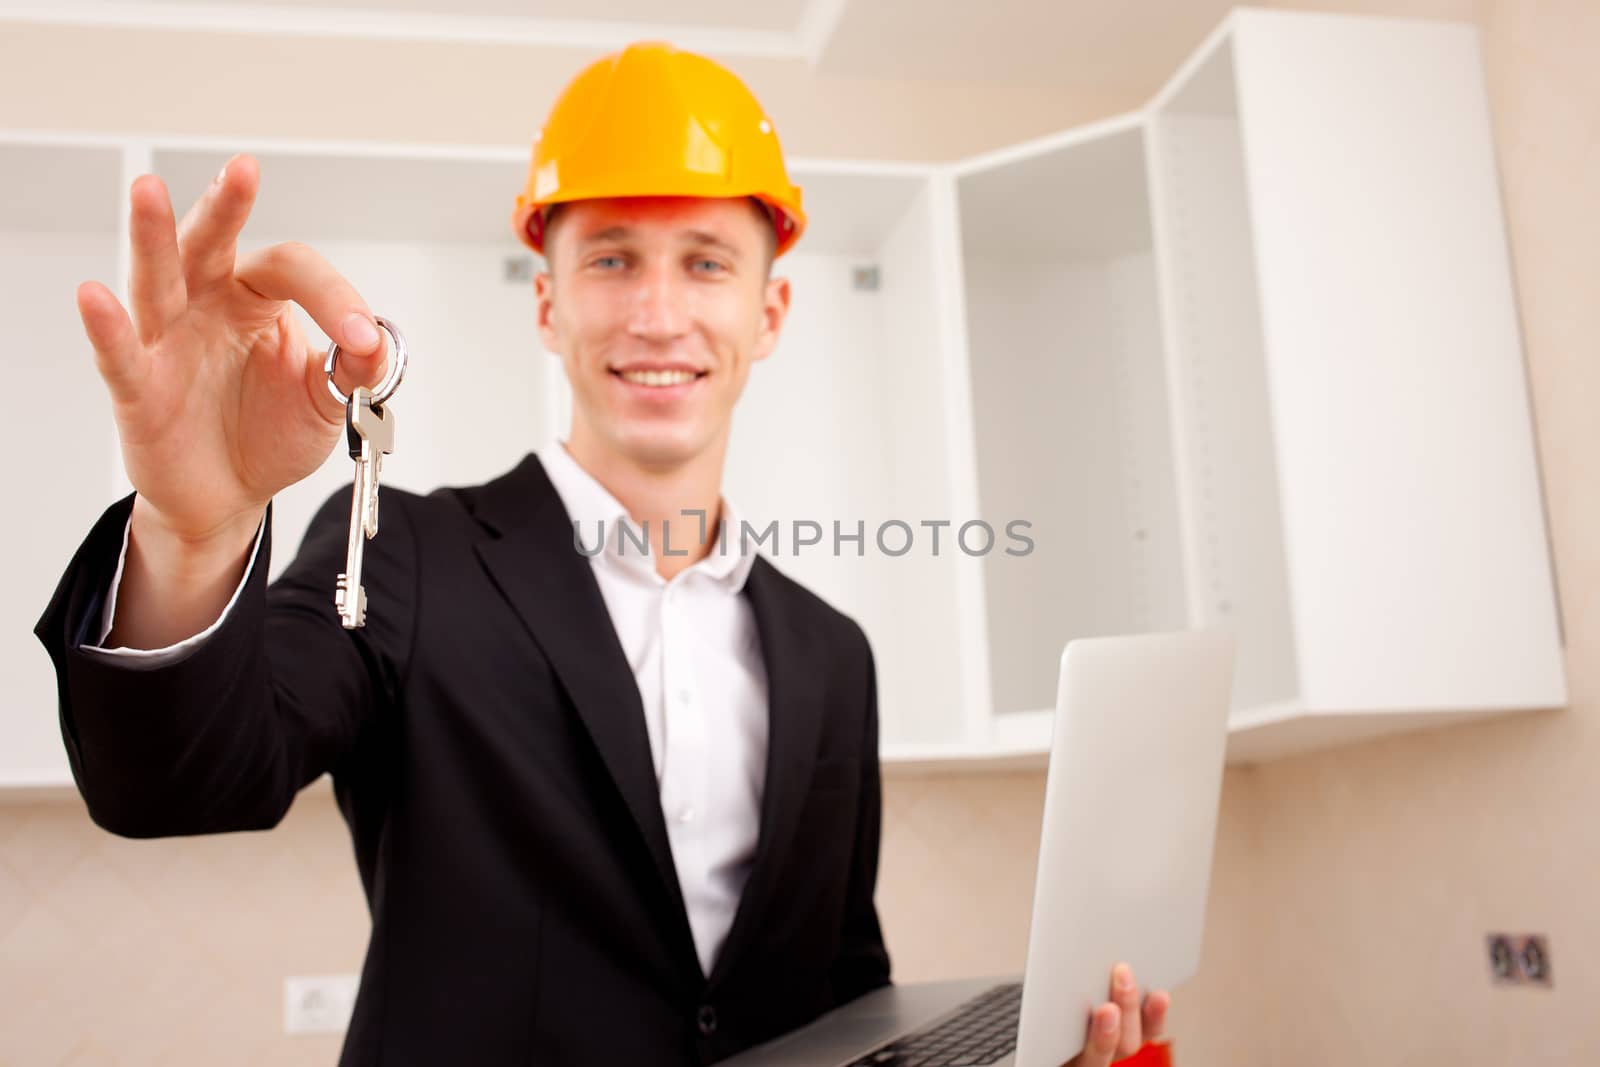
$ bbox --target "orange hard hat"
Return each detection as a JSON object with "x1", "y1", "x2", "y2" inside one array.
[{"x1": 511, "y1": 40, "x2": 807, "y2": 258}]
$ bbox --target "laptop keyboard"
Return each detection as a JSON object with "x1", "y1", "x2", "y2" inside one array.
[{"x1": 846, "y1": 982, "x2": 1022, "y2": 1067}]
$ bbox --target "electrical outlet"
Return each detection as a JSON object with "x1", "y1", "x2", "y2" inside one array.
[
  {"x1": 1487, "y1": 934, "x2": 1517, "y2": 983},
  {"x1": 284, "y1": 974, "x2": 360, "y2": 1034},
  {"x1": 1519, "y1": 935, "x2": 1552, "y2": 986},
  {"x1": 1486, "y1": 933, "x2": 1552, "y2": 987}
]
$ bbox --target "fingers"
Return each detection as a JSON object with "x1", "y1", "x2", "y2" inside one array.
[
  {"x1": 234, "y1": 240, "x2": 388, "y2": 402},
  {"x1": 1075, "y1": 1003, "x2": 1121, "y2": 1067},
  {"x1": 1110, "y1": 963, "x2": 1142, "y2": 1058},
  {"x1": 77, "y1": 280, "x2": 145, "y2": 403},
  {"x1": 1142, "y1": 990, "x2": 1170, "y2": 1044},
  {"x1": 1069, "y1": 969, "x2": 1168, "y2": 1067},
  {"x1": 127, "y1": 174, "x2": 187, "y2": 344},
  {"x1": 301, "y1": 337, "x2": 349, "y2": 426},
  {"x1": 176, "y1": 153, "x2": 259, "y2": 295}
]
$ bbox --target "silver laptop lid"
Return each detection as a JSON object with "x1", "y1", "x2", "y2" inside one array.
[{"x1": 1014, "y1": 629, "x2": 1235, "y2": 1067}]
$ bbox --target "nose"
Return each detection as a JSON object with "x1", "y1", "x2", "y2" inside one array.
[{"x1": 627, "y1": 258, "x2": 692, "y2": 344}]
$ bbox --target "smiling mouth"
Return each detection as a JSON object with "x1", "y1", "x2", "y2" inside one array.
[{"x1": 610, "y1": 368, "x2": 709, "y2": 387}]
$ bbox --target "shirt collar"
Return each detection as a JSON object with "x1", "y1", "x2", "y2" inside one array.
[{"x1": 540, "y1": 439, "x2": 758, "y2": 594}]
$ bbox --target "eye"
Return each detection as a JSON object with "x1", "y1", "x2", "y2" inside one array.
[
  {"x1": 588, "y1": 253, "x2": 626, "y2": 271},
  {"x1": 691, "y1": 258, "x2": 728, "y2": 274}
]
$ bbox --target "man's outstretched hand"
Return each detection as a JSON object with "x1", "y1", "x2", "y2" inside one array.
[{"x1": 1061, "y1": 963, "x2": 1170, "y2": 1067}]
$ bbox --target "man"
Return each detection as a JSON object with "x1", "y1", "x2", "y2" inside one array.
[{"x1": 36, "y1": 41, "x2": 1172, "y2": 1066}]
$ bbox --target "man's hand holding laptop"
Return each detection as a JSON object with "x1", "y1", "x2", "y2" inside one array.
[{"x1": 1063, "y1": 963, "x2": 1171, "y2": 1067}]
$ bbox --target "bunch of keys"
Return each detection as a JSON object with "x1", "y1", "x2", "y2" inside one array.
[{"x1": 323, "y1": 316, "x2": 409, "y2": 629}]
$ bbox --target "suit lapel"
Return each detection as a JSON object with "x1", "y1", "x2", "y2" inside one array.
[
  {"x1": 467, "y1": 452, "x2": 831, "y2": 992},
  {"x1": 706, "y1": 554, "x2": 826, "y2": 991},
  {"x1": 469, "y1": 453, "x2": 694, "y2": 961}
]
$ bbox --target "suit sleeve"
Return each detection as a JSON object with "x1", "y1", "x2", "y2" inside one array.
[
  {"x1": 825, "y1": 633, "x2": 893, "y2": 1007},
  {"x1": 82, "y1": 510, "x2": 267, "y2": 667},
  {"x1": 31, "y1": 486, "x2": 418, "y2": 838}
]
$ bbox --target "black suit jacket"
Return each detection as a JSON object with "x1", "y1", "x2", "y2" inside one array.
[{"x1": 34, "y1": 451, "x2": 892, "y2": 1065}]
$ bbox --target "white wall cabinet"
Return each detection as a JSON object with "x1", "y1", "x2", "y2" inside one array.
[
  {"x1": 1146, "y1": 9, "x2": 1566, "y2": 761},
  {"x1": 1, "y1": 7, "x2": 1565, "y2": 793}
]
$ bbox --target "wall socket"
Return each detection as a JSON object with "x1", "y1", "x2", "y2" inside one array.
[
  {"x1": 284, "y1": 974, "x2": 361, "y2": 1034},
  {"x1": 1487, "y1": 933, "x2": 1552, "y2": 987}
]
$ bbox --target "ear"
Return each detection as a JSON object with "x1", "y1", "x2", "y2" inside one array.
[
  {"x1": 751, "y1": 275, "x2": 791, "y2": 364},
  {"x1": 535, "y1": 270, "x2": 560, "y2": 354}
]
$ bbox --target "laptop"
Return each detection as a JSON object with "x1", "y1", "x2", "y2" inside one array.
[{"x1": 721, "y1": 628, "x2": 1236, "y2": 1067}]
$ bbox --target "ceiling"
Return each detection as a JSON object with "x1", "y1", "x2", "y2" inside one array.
[
  {"x1": 116, "y1": 0, "x2": 806, "y2": 31},
  {"x1": 820, "y1": 0, "x2": 1234, "y2": 95},
  {"x1": 146, "y1": 0, "x2": 808, "y2": 28},
  {"x1": 0, "y1": 0, "x2": 1488, "y2": 95}
]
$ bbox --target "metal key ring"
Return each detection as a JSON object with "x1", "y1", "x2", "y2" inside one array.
[{"x1": 325, "y1": 316, "x2": 408, "y2": 408}]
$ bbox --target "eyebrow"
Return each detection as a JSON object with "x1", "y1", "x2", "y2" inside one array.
[{"x1": 574, "y1": 225, "x2": 746, "y2": 261}]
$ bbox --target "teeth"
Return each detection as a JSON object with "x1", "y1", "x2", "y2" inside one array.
[{"x1": 619, "y1": 369, "x2": 699, "y2": 386}]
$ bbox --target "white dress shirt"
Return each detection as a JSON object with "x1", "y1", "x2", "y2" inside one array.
[
  {"x1": 539, "y1": 440, "x2": 768, "y2": 978},
  {"x1": 84, "y1": 444, "x2": 769, "y2": 978}
]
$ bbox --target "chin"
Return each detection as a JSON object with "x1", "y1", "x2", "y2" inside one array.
[{"x1": 611, "y1": 423, "x2": 706, "y2": 469}]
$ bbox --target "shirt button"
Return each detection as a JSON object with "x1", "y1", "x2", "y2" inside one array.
[
  {"x1": 678, "y1": 807, "x2": 696, "y2": 823},
  {"x1": 676, "y1": 687, "x2": 691, "y2": 704},
  {"x1": 696, "y1": 1004, "x2": 718, "y2": 1037}
]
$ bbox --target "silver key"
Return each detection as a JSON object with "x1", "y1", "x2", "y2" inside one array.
[
  {"x1": 335, "y1": 386, "x2": 395, "y2": 630},
  {"x1": 324, "y1": 315, "x2": 408, "y2": 629}
]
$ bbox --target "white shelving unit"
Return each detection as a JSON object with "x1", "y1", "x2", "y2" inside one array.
[
  {"x1": 1, "y1": 7, "x2": 1567, "y2": 795},
  {"x1": 722, "y1": 164, "x2": 986, "y2": 761},
  {"x1": 953, "y1": 115, "x2": 1190, "y2": 761},
  {"x1": 1146, "y1": 9, "x2": 1566, "y2": 761}
]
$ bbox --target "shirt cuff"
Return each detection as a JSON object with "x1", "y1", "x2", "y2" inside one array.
[{"x1": 81, "y1": 508, "x2": 268, "y2": 668}]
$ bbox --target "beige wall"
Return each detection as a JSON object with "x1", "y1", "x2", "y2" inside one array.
[{"x1": 3, "y1": 1, "x2": 1597, "y2": 1063}]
